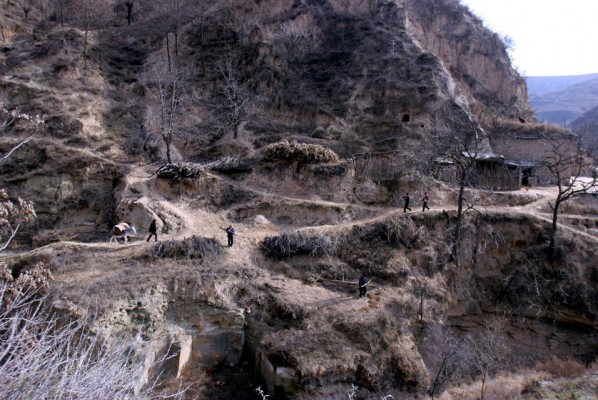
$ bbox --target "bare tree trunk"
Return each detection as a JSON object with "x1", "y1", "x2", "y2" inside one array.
[
  {"x1": 126, "y1": 1, "x2": 133, "y2": 25},
  {"x1": 199, "y1": 15, "x2": 205, "y2": 76},
  {"x1": 480, "y1": 371, "x2": 487, "y2": 400},
  {"x1": 166, "y1": 34, "x2": 171, "y2": 72},
  {"x1": 165, "y1": 137, "x2": 172, "y2": 163},
  {"x1": 58, "y1": 1, "x2": 64, "y2": 27},
  {"x1": 452, "y1": 168, "x2": 468, "y2": 267},
  {"x1": 174, "y1": 24, "x2": 178, "y2": 57},
  {"x1": 83, "y1": 17, "x2": 89, "y2": 69},
  {"x1": 549, "y1": 199, "x2": 561, "y2": 256},
  {"x1": 173, "y1": 0, "x2": 179, "y2": 57},
  {"x1": 98, "y1": 29, "x2": 103, "y2": 70}
]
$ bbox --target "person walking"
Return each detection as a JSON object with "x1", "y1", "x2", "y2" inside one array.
[
  {"x1": 358, "y1": 272, "x2": 369, "y2": 298},
  {"x1": 225, "y1": 225, "x2": 235, "y2": 247},
  {"x1": 146, "y1": 219, "x2": 158, "y2": 242},
  {"x1": 422, "y1": 192, "x2": 430, "y2": 211},
  {"x1": 402, "y1": 193, "x2": 412, "y2": 213}
]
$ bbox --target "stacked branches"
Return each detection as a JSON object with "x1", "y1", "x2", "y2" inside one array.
[
  {"x1": 358, "y1": 216, "x2": 429, "y2": 250},
  {"x1": 262, "y1": 140, "x2": 340, "y2": 164},
  {"x1": 156, "y1": 157, "x2": 254, "y2": 181},
  {"x1": 156, "y1": 163, "x2": 203, "y2": 181},
  {"x1": 207, "y1": 157, "x2": 254, "y2": 174},
  {"x1": 261, "y1": 231, "x2": 336, "y2": 259}
]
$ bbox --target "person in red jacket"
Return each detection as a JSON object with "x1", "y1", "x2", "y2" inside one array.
[{"x1": 422, "y1": 192, "x2": 430, "y2": 211}]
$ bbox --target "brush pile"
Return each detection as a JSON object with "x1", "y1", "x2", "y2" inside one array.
[{"x1": 262, "y1": 140, "x2": 339, "y2": 164}]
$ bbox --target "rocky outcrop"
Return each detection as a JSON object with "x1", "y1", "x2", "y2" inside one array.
[
  {"x1": 203, "y1": 0, "x2": 533, "y2": 156},
  {"x1": 404, "y1": 0, "x2": 529, "y2": 117}
]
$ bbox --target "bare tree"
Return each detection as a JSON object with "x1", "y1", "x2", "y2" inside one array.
[
  {"x1": 51, "y1": 0, "x2": 67, "y2": 27},
  {"x1": 541, "y1": 133, "x2": 597, "y2": 255},
  {"x1": 467, "y1": 317, "x2": 507, "y2": 400},
  {"x1": 190, "y1": 2, "x2": 222, "y2": 77},
  {"x1": 432, "y1": 107, "x2": 486, "y2": 266},
  {"x1": 0, "y1": 105, "x2": 44, "y2": 250},
  {"x1": 577, "y1": 121, "x2": 598, "y2": 159},
  {"x1": 0, "y1": 105, "x2": 45, "y2": 163},
  {"x1": 0, "y1": 189, "x2": 36, "y2": 251},
  {"x1": 22, "y1": 0, "x2": 32, "y2": 20},
  {"x1": 425, "y1": 326, "x2": 465, "y2": 398},
  {"x1": 206, "y1": 57, "x2": 252, "y2": 139},
  {"x1": 72, "y1": 0, "x2": 113, "y2": 69},
  {"x1": 141, "y1": 62, "x2": 189, "y2": 164}
]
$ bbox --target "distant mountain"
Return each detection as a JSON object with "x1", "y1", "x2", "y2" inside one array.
[
  {"x1": 527, "y1": 74, "x2": 598, "y2": 125},
  {"x1": 527, "y1": 73, "x2": 598, "y2": 96}
]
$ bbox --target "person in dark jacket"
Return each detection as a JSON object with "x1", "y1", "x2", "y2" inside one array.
[
  {"x1": 225, "y1": 225, "x2": 235, "y2": 247},
  {"x1": 147, "y1": 219, "x2": 158, "y2": 242},
  {"x1": 402, "y1": 193, "x2": 412, "y2": 213},
  {"x1": 358, "y1": 272, "x2": 368, "y2": 298}
]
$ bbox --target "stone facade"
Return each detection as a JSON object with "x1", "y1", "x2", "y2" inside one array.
[{"x1": 491, "y1": 131, "x2": 578, "y2": 184}]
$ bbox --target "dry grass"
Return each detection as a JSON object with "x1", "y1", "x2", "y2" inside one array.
[
  {"x1": 492, "y1": 119, "x2": 573, "y2": 138},
  {"x1": 439, "y1": 370, "x2": 549, "y2": 400},
  {"x1": 262, "y1": 140, "x2": 340, "y2": 164},
  {"x1": 537, "y1": 356, "x2": 588, "y2": 378}
]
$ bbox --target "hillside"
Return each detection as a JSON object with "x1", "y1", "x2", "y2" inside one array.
[
  {"x1": 529, "y1": 75, "x2": 598, "y2": 125},
  {"x1": 0, "y1": 1, "x2": 597, "y2": 400}
]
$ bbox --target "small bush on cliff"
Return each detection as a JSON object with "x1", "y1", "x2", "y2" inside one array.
[
  {"x1": 154, "y1": 236, "x2": 221, "y2": 260},
  {"x1": 262, "y1": 140, "x2": 339, "y2": 164},
  {"x1": 261, "y1": 231, "x2": 336, "y2": 259}
]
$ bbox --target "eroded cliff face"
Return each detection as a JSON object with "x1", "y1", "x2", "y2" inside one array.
[
  {"x1": 404, "y1": 0, "x2": 529, "y2": 116},
  {"x1": 227, "y1": 0, "x2": 531, "y2": 154}
]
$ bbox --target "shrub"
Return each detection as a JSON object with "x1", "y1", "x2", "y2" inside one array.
[
  {"x1": 261, "y1": 231, "x2": 336, "y2": 259},
  {"x1": 154, "y1": 236, "x2": 221, "y2": 260},
  {"x1": 262, "y1": 140, "x2": 339, "y2": 164}
]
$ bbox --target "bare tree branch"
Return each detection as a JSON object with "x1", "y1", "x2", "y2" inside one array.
[{"x1": 540, "y1": 132, "x2": 598, "y2": 255}]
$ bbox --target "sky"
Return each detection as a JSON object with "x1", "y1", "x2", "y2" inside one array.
[{"x1": 459, "y1": 0, "x2": 598, "y2": 77}]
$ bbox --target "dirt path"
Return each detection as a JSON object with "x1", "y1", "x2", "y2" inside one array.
[{"x1": 46, "y1": 164, "x2": 596, "y2": 282}]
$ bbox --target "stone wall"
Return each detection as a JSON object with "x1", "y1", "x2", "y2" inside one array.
[{"x1": 491, "y1": 134, "x2": 577, "y2": 184}]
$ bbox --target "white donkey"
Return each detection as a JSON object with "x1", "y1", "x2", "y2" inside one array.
[{"x1": 109, "y1": 222, "x2": 137, "y2": 244}]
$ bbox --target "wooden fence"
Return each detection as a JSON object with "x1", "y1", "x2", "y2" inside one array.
[{"x1": 351, "y1": 151, "x2": 401, "y2": 181}]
